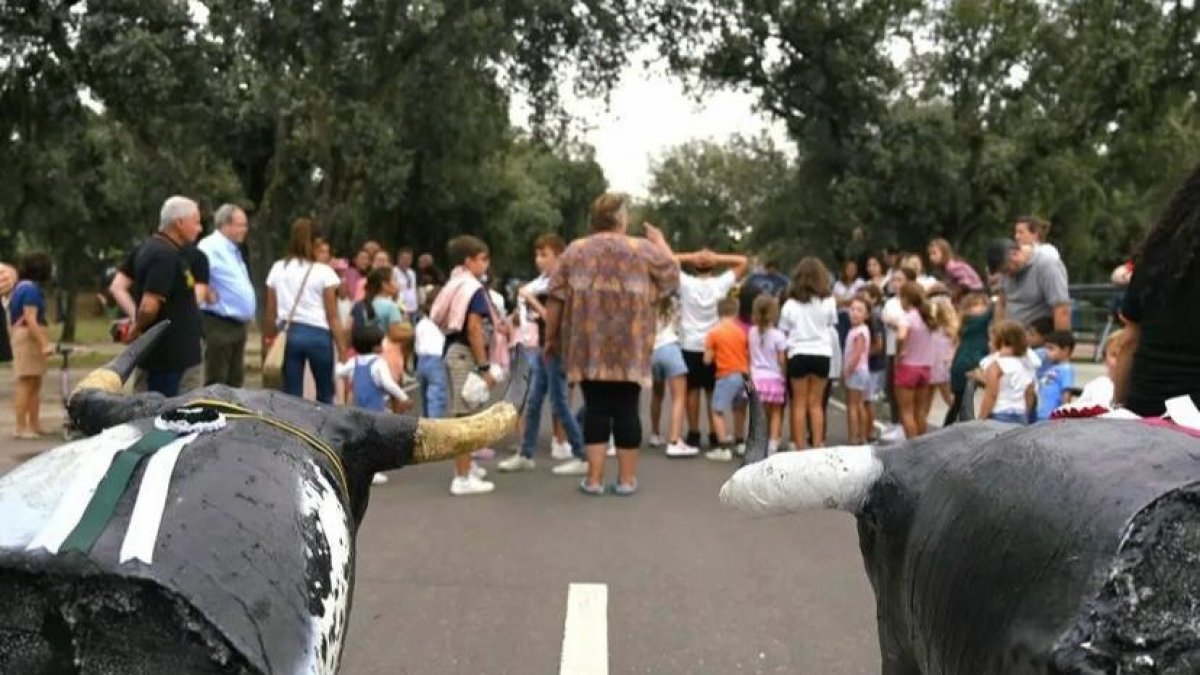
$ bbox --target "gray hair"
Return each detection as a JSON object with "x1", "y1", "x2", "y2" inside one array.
[
  {"x1": 213, "y1": 203, "x2": 242, "y2": 230},
  {"x1": 159, "y1": 196, "x2": 198, "y2": 231}
]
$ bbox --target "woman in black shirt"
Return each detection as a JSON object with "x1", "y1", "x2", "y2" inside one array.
[{"x1": 1115, "y1": 163, "x2": 1200, "y2": 416}]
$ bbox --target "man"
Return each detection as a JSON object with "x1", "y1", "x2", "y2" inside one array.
[
  {"x1": 393, "y1": 247, "x2": 419, "y2": 319},
  {"x1": 676, "y1": 247, "x2": 749, "y2": 450},
  {"x1": 987, "y1": 238, "x2": 1072, "y2": 332},
  {"x1": 0, "y1": 263, "x2": 16, "y2": 363},
  {"x1": 197, "y1": 204, "x2": 255, "y2": 387},
  {"x1": 118, "y1": 196, "x2": 205, "y2": 396},
  {"x1": 1014, "y1": 216, "x2": 1061, "y2": 261},
  {"x1": 416, "y1": 252, "x2": 445, "y2": 287},
  {"x1": 744, "y1": 259, "x2": 790, "y2": 299}
]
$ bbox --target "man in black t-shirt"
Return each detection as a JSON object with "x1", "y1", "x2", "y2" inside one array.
[{"x1": 121, "y1": 196, "x2": 205, "y2": 397}]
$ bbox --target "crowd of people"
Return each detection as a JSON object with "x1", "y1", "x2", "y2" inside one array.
[{"x1": 7, "y1": 165, "x2": 1200, "y2": 496}]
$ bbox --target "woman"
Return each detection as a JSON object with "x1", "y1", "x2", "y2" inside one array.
[
  {"x1": 265, "y1": 218, "x2": 347, "y2": 403},
  {"x1": 927, "y1": 238, "x2": 984, "y2": 301},
  {"x1": 8, "y1": 253, "x2": 54, "y2": 439},
  {"x1": 1115, "y1": 163, "x2": 1200, "y2": 415},
  {"x1": 779, "y1": 257, "x2": 837, "y2": 449},
  {"x1": 863, "y1": 252, "x2": 890, "y2": 295},
  {"x1": 544, "y1": 193, "x2": 680, "y2": 495}
]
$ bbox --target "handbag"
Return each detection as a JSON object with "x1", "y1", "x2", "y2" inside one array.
[{"x1": 262, "y1": 261, "x2": 315, "y2": 389}]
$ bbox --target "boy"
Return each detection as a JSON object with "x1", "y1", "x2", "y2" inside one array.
[
  {"x1": 1027, "y1": 317, "x2": 1055, "y2": 380},
  {"x1": 428, "y1": 235, "x2": 502, "y2": 496},
  {"x1": 1036, "y1": 330, "x2": 1076, "y2": 420},
  {"x1": 499, "y1": 233, "x2": 588, "y2": 475},
  {"x1": 335, "y1": 324, "x2": 413, "y2": 485},
  {"x1": 703, "y1": 298, "x2": 750, "y2": 462}
]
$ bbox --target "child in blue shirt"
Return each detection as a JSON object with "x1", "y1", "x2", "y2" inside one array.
[
  {"x1": 1027, "y1": 317, "x2": 1055, "y2": 381},
  {"x1": 1036, "y1": 330, "x2": 1076, "y2": 421},
  {"x1": 335, "y1": 323, "x2": 411, "y2": 484}
]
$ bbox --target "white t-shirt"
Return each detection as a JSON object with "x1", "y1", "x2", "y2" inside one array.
[
  {"x1": 414, "y1": 317, "x2": 446, "y2": 357},
  {"x1": 980, "y1": 352, "x2": 1040, "y2": 415},
  {"x1": 778, "y1": 296, "x2": 837, "y2": 357},
  {"x1": 1035, "y1": 242, "x2": 1062, "y2": 262},
  {"x1": 1077, "y1": 375, "x2": 1114, "y2": 407},
  {"x1": 266, "y1": 259, "x2": 342, "y2": 330},
  {"x1": 392, "y1": 266, "x2": 418, "y2": 314},
  {"x1": 881, "y1": 296, "x2": 908, "y2": 356},
  {"x1": 679, "y1": 270, "x2": 737, "y2": 352},
  {"x1": 833, "y1": 279, "x2": 864, "y2": 306}
]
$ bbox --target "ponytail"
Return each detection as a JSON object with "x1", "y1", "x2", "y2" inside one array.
[{"x1": 900, "y1": 281, "x2": 934, "y2": 328}]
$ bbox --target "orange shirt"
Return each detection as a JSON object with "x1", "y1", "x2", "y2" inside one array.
[{"x1": 706, "y1": 319, "x2": 750, "y2": 378}]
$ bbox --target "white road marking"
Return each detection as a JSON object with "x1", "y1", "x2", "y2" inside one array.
[
  {"x1": 827, "y1": 397, "x2": 888, "y2": 433},
  {"x1": 560, "y1": 583, "x2": 608, "y2": 675}
]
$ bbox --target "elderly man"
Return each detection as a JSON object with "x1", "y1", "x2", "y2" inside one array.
[
  {"x1": 987, "y1": 237, "x2": 1072, "y2": 332},
  {"x1": 118, "y1": 196, "x2": 205, "y2": 396},
  {"x1": 0, "y1": 263, "x2": 15, "y2": 363},
  {"x1": 197, "y1": 204, "x2": 255, "y2": 387}
]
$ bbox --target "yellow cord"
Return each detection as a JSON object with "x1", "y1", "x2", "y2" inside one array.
[{"x1": 185, "y1": 399, "x2": 350, "y2": 502}]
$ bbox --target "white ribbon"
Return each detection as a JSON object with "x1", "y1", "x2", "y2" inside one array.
[{"x1": 119, "y1": 433, "x2": 198, "y2": 564}]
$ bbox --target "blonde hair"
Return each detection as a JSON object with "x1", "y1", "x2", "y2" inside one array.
[
  {"x1": 1105, "y1": 329, "x2": 1128, "y2": 358},
  {"x1": 931, "y1": 295, "x2": 960, "y2": 336},
  {"x1": 752, "y1": 294, "x2": 780, "y2": 336}
]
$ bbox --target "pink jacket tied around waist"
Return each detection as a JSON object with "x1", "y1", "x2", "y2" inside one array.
[{"x1": 428, "y1": 266, "x2": 510, "y2": 370}]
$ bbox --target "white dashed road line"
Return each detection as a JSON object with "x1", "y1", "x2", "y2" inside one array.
[{"x1": 560, "y1": 583, "x2": 608, "y2": 675}]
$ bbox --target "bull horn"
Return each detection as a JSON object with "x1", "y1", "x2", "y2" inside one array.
[
  {"x1": 740, "y1": 379, "x2": 770, "y2": 465},
  {"x1": 719, "y1": 445, "x2": 883, "y2": 516},
  {"x1": 410, "y1": 345, "x2": 533, "y2": 464},
  {"x1": 71, "y1": 321, "x2": 173, "y2": 397}
]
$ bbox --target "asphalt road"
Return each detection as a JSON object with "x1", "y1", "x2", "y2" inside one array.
[{"x1": 1, "y1": 374, "x2": 881, "y2": 674}]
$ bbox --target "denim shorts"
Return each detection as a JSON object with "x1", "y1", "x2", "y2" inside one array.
[
  {"x1": 845, "y1": 370, "x2": 873, "y2": 393},
  {"x1": 652, "y1": 343, "x2": 689, "y2": 382},
  {"x1": 712, "y1": 373, "x2": 748, "y2": 413}
]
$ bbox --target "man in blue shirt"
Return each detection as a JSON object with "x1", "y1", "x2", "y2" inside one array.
[{"x1": 197, "y1": 204, "x2": 256, "y2": 387}]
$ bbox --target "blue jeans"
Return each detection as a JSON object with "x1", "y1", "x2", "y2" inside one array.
[
  {"x1": 989, "y1": 410, "x2": 1028, "y2": 425},
  {"x1": 283, "y1": 323, "x2": 335, "y2": 404},
  {"x1": 521, "y1": 352, "x2": 584, "y2": 459},
  {"x1": 145, "y1": 371, "x2": 184, "y2": 397},
  {"x1": 417, "y1": 354, "x2": 449, "y2": 419}
]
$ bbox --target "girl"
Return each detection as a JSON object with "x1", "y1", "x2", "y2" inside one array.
[
  {"x1": 894, "y1": 281, "x2": 936, "y2": 439},
  {"x1": 779, "y1": 257, "x2": 837, "y2": 449},
  {"x1": 9, "y1": 253, "x2": 54, "y2": 440},
  {"x1": 354, "y1": 267, "x2": 409, "y2": 400},
  {"x1": 833, "y1": 259, "x2": 863, "y2": 369},
  {"x1": 842, "y1": 297, "x2": 872, "y2": 444},
  {"x1": 929, "y1": 293, "x2": 959, "y2": 408},
  {"x1": 649, "y1": 295, "x2": 698, "y2": 457},
  {"x1": 977, "y1": 320, "x2": 1039, "y2": 424},
  {"x1": 748, "y1": 294, "x2": 787, "y2": 453},
  {"x1": 945, "y1": 292, "x2": 992, "y2": 425},
  {"x1": 335, "y1": 324, "x2": 412, "y2": 484},
  {"x1": 859, "y1": 284, "x2": 887, "y2": 439}
]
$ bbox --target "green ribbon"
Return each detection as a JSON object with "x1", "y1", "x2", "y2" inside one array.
[{"x1": 60, "y1": 428, "x2": 180, "y2": 555}]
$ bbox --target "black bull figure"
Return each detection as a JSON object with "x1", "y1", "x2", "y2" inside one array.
[
  {"x1": 0, "y1": 323, "x2": 531, "y2": 674},
  {"x1": 724, "y1": 400, "x2": 1200, "y2": 674}
]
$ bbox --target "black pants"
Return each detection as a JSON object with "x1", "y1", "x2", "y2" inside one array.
[
  {"x1": 202, "y1": 313, "x2": 248, "y2": 387},
  {"x1": 580, "y1": 380, "x2": 642, "y2": 449}
]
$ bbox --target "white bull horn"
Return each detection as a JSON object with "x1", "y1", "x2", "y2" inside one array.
[{"x1": 719, "y1": 446, "x2": 883, "y2": 516}]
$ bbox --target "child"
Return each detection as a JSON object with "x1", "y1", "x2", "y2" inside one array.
[
  {"x1": 1077, "y1": 329, "x2": 1125, "y2": 407},
  {"x1": 352, "y1": 267, "x2": 408, "y2": 395},
  {"x1": 780, "y1": 257, "x2": 837, "y2": 449},
  {"x1": 930, "y1": 293, "x2": 959, "y2": 408},
  {"x1": 748, "y1": 294, "x2": 787, "y2": 453},
  {"x1": 859, "y1": 285, "x2": 887, "y2": 439},
  {"x1": 842, "y1": 297, "x2": 872, "y2": 444},
  {"x1": 894, "y1": 281, "x2": 936, "y2": 439},
  {"x1": 414, "y1": 288, "x2": 448, "y2": 419},
  {"x1": 1027, "y1": 317, "x2": 1054, "y2": 379},
  {"x1": 336, "y1": 324, "x2": 413, "y2": 485},
  {"x1": 704, "y1": 297, "x2": 750, "y2": 462},
  {"x1": 9, "y1": 252, "x2": 53, "y2": 440},
  {"x1": 977, "y1": 320, "x2": 1040, "y2": 424},
  {"x1": 1036, "y1": 331, "x2": 1076, "y2": 420},
  {"x1": 945, "y1": 292, "x2": 992, "y2": 424},
  {"x1": 650, "y1": 294, "x2": 699, "y2": 457}
]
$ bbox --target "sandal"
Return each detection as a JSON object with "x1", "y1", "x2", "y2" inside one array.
[
  {"x1": 611, "y1": 480, "x2": 638, "y2": 496},
  {"x1": 578, "y1": 480, "x2": 607, "y2": 496}
]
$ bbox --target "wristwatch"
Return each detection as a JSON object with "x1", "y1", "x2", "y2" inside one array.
[{"x1": 476, "y1": 363, "x2": 491, "y2": 374}]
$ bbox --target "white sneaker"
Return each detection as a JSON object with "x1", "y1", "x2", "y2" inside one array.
[
  {"x1": 665, "y1": 440, "x2": 699, "y2": 458},
  {"x1": 767, "y1": 440, "x2": 780, "y2": 456},
  {"x1": 705, "y1": 448, "x2": 733, "y2": 462},
  {"x1": 469, "y1": 461, "x2": 487, "y2": 480},
  {"x1": 735, "y1": 442, "x2": 746, "y2": 457},
  {"x1": 450, "y1": 475, "x2": 495, "y2": 496},
  {"x1": 880, "y1": 425, "x2": 907, "y2": 443},
  {"x1": 550, "y1": 440, "x2": 573, "y2": 460},
  {"x1": 372, "y1": 473, "x2": 389, "y2": 485},
  {"x1": 648, "y1": 434, "x2": 666, "y2": 448},
  {"x1": 551, "y1": 458, "x2": 589, "y2": 476},
  {"x1": 498, "y1": 453, "x2": 536, "y2": 472}
]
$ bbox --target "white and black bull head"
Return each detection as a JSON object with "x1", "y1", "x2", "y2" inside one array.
[
  {"x1": 0, "y1": 322, "x2": 531, "y2": 674},
  {"x1": 724, "y1": 400, "x2": 1200, "y2": 674}
]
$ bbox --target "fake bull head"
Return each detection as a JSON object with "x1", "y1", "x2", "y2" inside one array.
[
  {"x1": 0, "y1": 323, "x2": 530, "y2": 674},
  {"x1": 723, "y1": 404, "x2": 1200, "y2": 675}
]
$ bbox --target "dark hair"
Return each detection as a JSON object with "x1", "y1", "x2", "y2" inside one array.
[
  {"x1": 1045, "y1": 330, "x2": 1076, "y2": 352},
  {"x1": 928, "y1": 238, "x2": 954, "y2": 270},
  {"x1": 790, "y1": 257, "x2": 832, "y2": 302},
  {"x1": 1133, "y1": 162, "x2": 1200, "y2": 311},
  {"x1": 360, "y1": 267, "x2": 393, "y2": 322},
  {"x1": 717, "y1": 297, "x2": 739, "y2": 318},
  {"x1": 420, "y1": 285, "x2": 441, "y2": 315},
  {"x1": 986, "y1": 239, "x2": 1019, "y2": 274},
  {"x1": 18, "y1": 252, "x2": 52, "y2": 284},
  {"x1": 862, "y1": 252, "x2": 888, "y2": 278},
  {"x1": 858, "y1": 283, "x2": 883, "y2": 304},
  {"x1": 590, "y1": 192, "x2": 629, "y2": 232},
  {"x1": 351, "y1": 324, "x2": 386, "y2": 354},
  {"x1": 534, "y1": 233, "x2": 566, "y2": 254},
  {"x1": 899, "y1": 281, "x2": 935, "y2": 328},
  {"x1": 840, "y1": 258, "x2": 859, "y2": 282},
  {"x1": 1029, "y1": 316, "x2": 1054, "y2": 338},
  {"x1": 992, "y1": 320, "x2": 1028, "y2": 356},
  {"x1": 1015, "y1": 216, "x2": 1050, "y2": 238},
  {"x1": 447, "y1": 235, "x2": 489, "y2": 264}
]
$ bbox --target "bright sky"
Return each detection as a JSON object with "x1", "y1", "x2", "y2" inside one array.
[{"x1": 514, "y1": 52, "x2": 791, "y2": 198}]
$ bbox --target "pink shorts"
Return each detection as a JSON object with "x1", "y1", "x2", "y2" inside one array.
[
  {"x1": 894, "y1": 363, "x2": 932, "y2": 389},
  {"x1": 752, "y1": 375, "x2": 787, "y2": 405}
]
